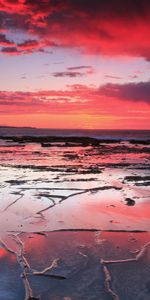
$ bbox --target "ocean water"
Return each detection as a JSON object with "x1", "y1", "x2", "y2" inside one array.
[{"x1": 0, "y1": 126, "x2": 150, "y2": 140}]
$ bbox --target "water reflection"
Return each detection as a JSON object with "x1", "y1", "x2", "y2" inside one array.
[
  {"x1": 0, "y1": 139, "x2": 150, "y2": 299},
  {"x1": 1, "y1": 231, "x2": 150, "y2": 299}
]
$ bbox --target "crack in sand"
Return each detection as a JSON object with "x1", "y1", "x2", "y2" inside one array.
[
  {"x1": 102, "y1": 263, "x2": 120, "y2": 300},
  {"x1": 13, "y1": 185, "x2": 121, "y2": 216},
  {"x1": 3, "y1": 194, "x2": 24, "y2": 212},
  {"x1": 101, "y1": 241, "x2": 150, "y2": 300},
  {"x1": 1, "y1": 233, "x2": 67, "y2": 299}
]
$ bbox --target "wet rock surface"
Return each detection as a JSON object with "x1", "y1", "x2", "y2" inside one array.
[{"x1": 0, "y1": 136, "x2": 150, "y2": 299}]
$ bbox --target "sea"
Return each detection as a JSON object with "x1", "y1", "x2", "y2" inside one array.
[{"x1": 0, "y1": 126, "x2": 150, "y2": 140}]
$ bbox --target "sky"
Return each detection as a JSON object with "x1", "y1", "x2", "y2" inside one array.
[{"x1": 0, "y1": 0, "x2": 150, "y2": 129}]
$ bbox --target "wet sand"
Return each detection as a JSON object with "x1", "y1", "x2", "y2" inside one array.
[{"x1": 0, "y1": 136, "x2": 150, "y2": 299}]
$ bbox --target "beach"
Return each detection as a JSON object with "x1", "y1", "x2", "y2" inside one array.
[{"x1": 0, "y1": 128, "x2": 150, "y2": 299}]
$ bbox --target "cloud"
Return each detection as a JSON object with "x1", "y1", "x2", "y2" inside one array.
[
  {"x1": 1, "y1": 46, "x2": 20, "y2": 55},
  {"x1": 0, "y1": 38, "x2": 55, "y2": 55},
  {"x1": 52, "y1": 66, "x2": 94, "y2": 78},
  {"x1": 0, "y1": 82, "x2": 150, "y2": 133},
  {"x1": 104, "y1": 75, "x2": 122, "y2": 80},
  {"x1": 16, "y1": 39, "x2": 48, "y2": 54},
  {"x1": 67, "y1": 66, "x2": 94, "y2": 74},
  {"x1": 128, "y1": 75, "x2": 139, "y2": 79},
  {"x1": 0, "y1": 0, "x2": 150, "y2": 58},
  {"x1": 0, "y1": 33, "x2": 14, "y2": 47},
  {"x1": 0, "y1": 86, "x2": 94, "y2": 114},
  {"x1": 1, "y1": 81, "x2": 150, "y2": 117},
  {"x1": 52, "y1": 71, "x2": 84, "y2": 78},
  {"x1": 99, "y1": 81, "x2": 150, "y2": 104},
  {"x1": 17, "y1": 40, "x2": 40, "y2": 50}
]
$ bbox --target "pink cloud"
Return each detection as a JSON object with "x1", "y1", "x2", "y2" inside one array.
[
  {"x1": 0, "y1": 81, "x2": 150, "y2": 116},
  {"x1": 0, "y1": 33, "x2": 14, "y2": 47},
  {"x1": 99, "y1": 81, "x2": 150, "y2": 104},
  {"x1": 0, "y1": 0, "x2": 150, "y2": 59}
]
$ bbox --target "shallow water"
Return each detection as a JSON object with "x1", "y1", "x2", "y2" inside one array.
[{"x1": 0, "y1": 135, "x2": 150, "y2": 299}]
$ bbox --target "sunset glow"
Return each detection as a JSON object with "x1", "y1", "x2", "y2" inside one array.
[{"x1": 0, "y1": 0, "x2": 150, "y2": 128}]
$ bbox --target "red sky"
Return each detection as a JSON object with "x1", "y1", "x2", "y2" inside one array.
[{"x1": 0, "y1": 0, "x2": 150, "y2": 129}]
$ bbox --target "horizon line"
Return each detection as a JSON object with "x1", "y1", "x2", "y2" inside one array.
[{"x1": 0, "y1": 126, "x2": 150, "y2": 131}]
